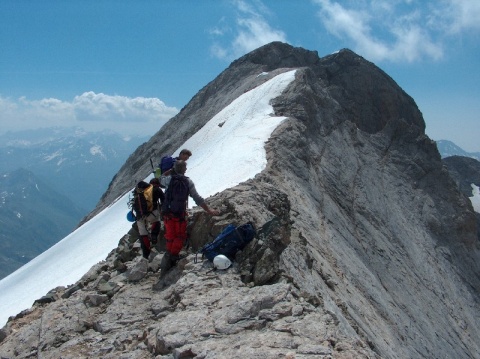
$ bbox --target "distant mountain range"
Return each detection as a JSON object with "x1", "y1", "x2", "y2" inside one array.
[
  {"x1": 0, "y1": 127, "x2": 150, "y2": 279},
  {"x1": 0, "y1": 168, "x2": 86, "y2": 279},
  {"x1": 436, "y1": 140, "x2": 480, "y2": 160},
  {"x1": 0, "y1": 127, "x2": 149, "y2": 211}
]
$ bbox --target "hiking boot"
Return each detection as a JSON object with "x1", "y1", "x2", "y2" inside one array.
[
  {"x1": 170, "y1": 254, "x2": 181, "y2": 266},
  {"x1": 148, "y1": 248, "x2": 158, "y2": 262},
  {"x1": 152, "y1": 277, "x2": 166, "y2": 291},
  {"x1": 153, "y1": 254, "x2": 175, "y2": 291},
  {"x1": 159, "y1": 252, "x2": 174, "y2": 277}
]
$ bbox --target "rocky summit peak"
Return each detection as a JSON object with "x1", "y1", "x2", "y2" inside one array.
[
  {"x1": 233, "y1": 41, "x2": 320, "y2": 69},
  {"x1": 1, "y1": 43, "x2": 479, "y2": 359}
]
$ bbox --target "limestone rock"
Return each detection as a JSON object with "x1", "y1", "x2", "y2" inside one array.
[
  {"x1": 2, "y1": 42, "x2": 480, "y2": 359},
  {"x1": 125, "y1": 257, "x2": 148, "y2": 282}
]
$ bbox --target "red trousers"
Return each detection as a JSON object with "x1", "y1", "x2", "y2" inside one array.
[{"x1": 163, "y1": 214, "x2": 187, "y2": 256}]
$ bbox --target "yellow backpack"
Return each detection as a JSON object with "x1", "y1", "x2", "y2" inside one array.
[{"x1": 132, "y1": 182, "x2": 154, "y2": 217}]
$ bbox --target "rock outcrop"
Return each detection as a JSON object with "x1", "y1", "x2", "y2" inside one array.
[
  {"x1": 442, "y1": 155, "x2": 480, "y2": 198},
  {"x1": 2, "y1": 42, "x2": 479, "y2": 359},
  {"x1": 443, "y1": 155, "x2": 480, "y2": 242}
]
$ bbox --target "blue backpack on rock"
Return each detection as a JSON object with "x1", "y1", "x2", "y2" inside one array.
[{"x1": 197, "y1": 222, "x2": 256, "y2": 262}]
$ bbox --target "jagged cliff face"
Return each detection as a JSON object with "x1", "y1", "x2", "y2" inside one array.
[
  {"x1": 2, "y1": 42, "x2": 479, "y2": 359},
  {"x1": 259, "y1": 50, "x2": 480, "y2": 358}
]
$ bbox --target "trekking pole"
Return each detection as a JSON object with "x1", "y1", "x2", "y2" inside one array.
[{"x1": 150, "y1": 158, "x2": 154, "y2": 176}]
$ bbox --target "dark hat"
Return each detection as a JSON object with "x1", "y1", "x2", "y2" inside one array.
[
  {"x1": 150, "y1": 178, "x2": 160, "y2": 186},
  {"x1": 137, "y1": 181, "x2": 150, "y2": 189}
]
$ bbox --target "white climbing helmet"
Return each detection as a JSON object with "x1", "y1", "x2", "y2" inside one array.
[{"x1": 213, "y1": 255, "x2": 232, "y2": 270}]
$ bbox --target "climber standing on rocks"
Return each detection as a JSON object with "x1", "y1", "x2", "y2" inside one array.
[
  {"x1": 159, "y1": 148, "x2": 192, "y2": 188},
  {"x1": 134, "y1": 178, "x2": 165, "y2": 259},
  {"x1": 157, "y1": 160, "x2": 220, "y2": 280}
]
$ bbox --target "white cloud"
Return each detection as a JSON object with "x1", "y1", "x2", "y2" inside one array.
[
  {"x1": 442, "y1": 0, "x2": 480, "y2": 33},
  {"x1": 312, "y1": 0, "x2": 444, "y2": 62},
  {"x1": 210, "y1": 0, "x2": 287, "y2": 60},
  {"x1": 209, "y1": 0, "x2": 479, "y2": 64},
  {"x1": 72, "y1": 92, "x2": 177, "y2": 123},
  {"x1": 389, "y1": 24, "x2": 443, "y2": 62},
  {"x1": 210, "y1": 43, "x2": 229, "y2": 60},
  {"x1": 232, "y1": 17, "x2": 287, "y2": 56},
  {"x1": 0, "y1": 93, "x2": 178, "y2": 136}
]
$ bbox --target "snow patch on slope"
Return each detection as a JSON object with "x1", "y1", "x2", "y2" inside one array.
[{"x1": 470, "y1": 184, "x2": 480, "y2": 213}]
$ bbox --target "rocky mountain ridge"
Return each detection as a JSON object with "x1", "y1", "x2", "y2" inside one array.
[
  {"x1": 437, "y1": 139, "x2": 480, "y2": 161},
  {"x1": 1, "y1": 42, "x2": 479, "y2": 359}
]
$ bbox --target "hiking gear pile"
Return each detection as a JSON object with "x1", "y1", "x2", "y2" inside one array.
[
  {"x1": 213, "y1": 254, "x2": 232, "y2": 270},
  {"x1": 197, "y1": 222, "x2": 256, "y2": 262}
]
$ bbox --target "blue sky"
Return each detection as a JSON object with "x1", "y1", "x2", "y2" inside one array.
[{"x1": 0, "y1": 0, "x2": 479, "y2": 151}]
